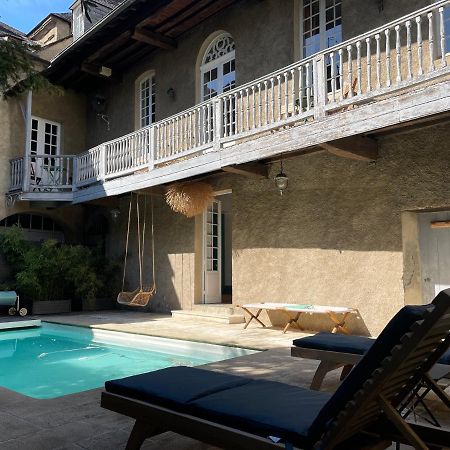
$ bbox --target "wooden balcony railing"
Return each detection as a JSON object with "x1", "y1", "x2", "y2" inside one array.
[{"x1": 9, "y1": 0, "x2": 450, "y2": 198}]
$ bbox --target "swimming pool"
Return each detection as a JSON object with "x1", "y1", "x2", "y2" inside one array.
[{"x1": 0, "y1": 323, "x2": 256, "y2": 399}]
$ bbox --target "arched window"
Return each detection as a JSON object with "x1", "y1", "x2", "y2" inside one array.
[
  {"x1": 135, "y1": 71, "x2": 156, "y2": 129},
  {"x1": 0, "y1": 214, "x2": 64, "y2": 242},
  {"x1": 200, "y1": 33, "x2": 235, "y2": 101}
]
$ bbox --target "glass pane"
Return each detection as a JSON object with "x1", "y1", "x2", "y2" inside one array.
[
  {"x1": 312, "y1": 0, "x2": 319, "y2": 15},
  {"x1": 17, "y1": 214, "x2": 30, "y2": 229},
  {"x1": 43, "y1": 216, "x2": 53, "y2": 231},
  {"x1": 30, "y1": 215, "x2": 42, "y2": 230}
]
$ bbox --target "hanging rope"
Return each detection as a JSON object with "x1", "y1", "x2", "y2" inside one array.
[
  {"x1": 118, "y1": 192, "x2": 157, "y2": 307},
  {"x1": 121, "y1": 194, "x2": 133, "y2": 293},
  {"x1": 151, "y1": 195, "x2": 156, "y2": 287}
]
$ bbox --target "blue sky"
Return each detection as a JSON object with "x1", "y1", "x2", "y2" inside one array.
[{"x1": 0, "y1": 0, "x2": 73, "y2": 33}]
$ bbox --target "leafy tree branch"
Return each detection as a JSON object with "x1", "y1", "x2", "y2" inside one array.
[{"x1": 0, "y1": 39, "x2": 61, "y2": 98}]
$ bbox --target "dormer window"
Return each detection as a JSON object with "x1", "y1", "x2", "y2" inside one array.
[{"x1": 73, "y1": 5, "x2": 84, "y2": 40}]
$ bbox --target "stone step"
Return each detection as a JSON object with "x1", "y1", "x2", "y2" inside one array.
[
  {"x1": 171, "y1": 309, "x2": 245, "y2": 324},
  {"x1": 191, "y1": 304, "x2": 237, "y2": 316}
]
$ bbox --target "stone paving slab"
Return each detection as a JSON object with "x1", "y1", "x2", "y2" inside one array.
[{"x1": 42, "y1": 310, "x2": 309, "y2": 350}]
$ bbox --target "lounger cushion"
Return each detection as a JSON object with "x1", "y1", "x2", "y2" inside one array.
[
  {"x1": 309, "y1": 304, "x2": 431, "y2": 438},
  {"x1": 190, "y1": 378, "x2": 332, "y2": 446},
  {"x1": 105, "y1": 366, "x2": 252, "y2": 410},
  {"x1": 293, "y1": 332, "x2": 450, "y2": 365},
  {"x1": 293, "y1": 333, "x2": 374, "y2": 355},
  {"x1": 440, "y1": 351, "x2": 450, "y2": 365}
]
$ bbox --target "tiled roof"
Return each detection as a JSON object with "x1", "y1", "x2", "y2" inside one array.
[
  {"x1": 52, "y1": 13, "x2": 73, "y2": 23},
  {"x1": 97, "y1": 0, "x2": 124, "y2": 8},
  {"x1": 0, "y1": 21, "x2": 26, "y2": 40}
]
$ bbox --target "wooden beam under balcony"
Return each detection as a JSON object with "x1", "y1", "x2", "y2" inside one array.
[
  {"x1": 132, "y1": 28, "x2": 177, "y2": 50},
  {"x1": 222, "y1": 163, "x2": 269, "y2": 179},
  {"x1": 320, "y1": 136, "x2": 378, "y2": 162}
]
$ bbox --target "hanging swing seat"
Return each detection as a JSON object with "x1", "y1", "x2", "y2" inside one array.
[
  {"x1": 118, "y1": 284, "x2": 156, "y2": 307},
  {"x1": 117, "y1": 193, "x2": 156, "y2": 308}
]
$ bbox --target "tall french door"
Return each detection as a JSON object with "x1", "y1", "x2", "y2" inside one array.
[
  {"x1": 203, "y1": 200, "x2": 222, "y2": 304},
  {"x1": 301, "y1": 0, "x2": 342, "y2": 58},
  {"x1": 301, "y1": 0, "x2": 342, "y2": 92},
  {"x1": 29, "y1": 117, "x2": 61, "y2": 186}
]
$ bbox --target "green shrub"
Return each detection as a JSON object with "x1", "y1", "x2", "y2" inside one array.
[{"x1": 0, "y1": 227, "x2": 115, "y2": 304}]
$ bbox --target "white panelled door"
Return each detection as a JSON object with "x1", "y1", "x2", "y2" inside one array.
[
  {"x1": 30, "y1": 117, "x2": 61, "y2": 186},
  {"x1": 203, "y1": 200, "x2": 222, "y2": 304},
  {"x1": 419, "y1": 212, "x2": 450, "y2": 303}
]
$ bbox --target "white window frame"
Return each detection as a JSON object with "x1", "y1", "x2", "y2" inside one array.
[
  {"x1": 72, "y1": 5, "x2": 84, "y2": 40},
  {"x1": 200, "y1": 34, "x2": 236, "y2": 102},
  {"x1": 30, "y1": 116, "x2": 61, "y2": 157},
  {"x1": 299, "y1": 0, "x2": 342, "y2": 59},
  {"x1": 135, "y1": 71, "x2": 156, "y2": 130}
]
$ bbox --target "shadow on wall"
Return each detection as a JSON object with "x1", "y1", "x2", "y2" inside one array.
[
  {"x1": 231, "y1": 125, "x2": 450, "y2": 253},
  {"x1": 108, "y1": 195, "x2": 195, "y2": 314}
]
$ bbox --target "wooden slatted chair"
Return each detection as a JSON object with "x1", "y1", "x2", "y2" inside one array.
[{"x1": 101, "y1": 290, "x2": 450, "y2": 450}]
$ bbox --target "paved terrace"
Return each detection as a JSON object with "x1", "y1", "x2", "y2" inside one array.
[{"x1": 0, "y1": 312, "x2": 448, "y2": 449}]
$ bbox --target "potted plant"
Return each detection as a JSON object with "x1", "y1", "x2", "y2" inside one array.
[{"x1": 0, "y1": 227, "x2": 103, "y2": 314}]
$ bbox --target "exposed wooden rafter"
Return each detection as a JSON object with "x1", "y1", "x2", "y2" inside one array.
[
  {"x1": 163, "y1": 0, "x2": 237, "y2": 37},
  {"x1": 222, "y1": 163, "x2": 269, "y2": 179},
  {"x1": 85, "y1": 30, "x2": 132, "y2": 64},
  {"x1": 320, "y1": 136, "x2": 378, "y2": 162},
  {"x1": 156, "y1": 0, "x2": 217, "y2": 34},
  {"x1": 132, "y1": 28, "x2": 177, "y2": 50},
  {"x1": 137, "y1": 0, "x2": 196, "y2": 28}
]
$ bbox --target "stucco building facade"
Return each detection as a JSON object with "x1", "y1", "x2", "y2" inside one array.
[{"x1": 2, "y1": 0, "x2": 450, "y2": 335}]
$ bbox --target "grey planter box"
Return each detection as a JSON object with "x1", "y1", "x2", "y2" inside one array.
[{"x1": 32, "y1": 300, "x2": 71, "y2": 315}]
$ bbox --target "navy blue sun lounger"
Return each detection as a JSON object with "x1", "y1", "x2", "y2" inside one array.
[
  {"x1": 102, "y1": 291, "x2": 450, "y2": 450},
  {"x1": 291, "y1": 329, "x2": 450, "y2": 390}
]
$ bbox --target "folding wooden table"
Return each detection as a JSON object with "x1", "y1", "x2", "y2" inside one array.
[{"x1": 239, "y1": 303, "x2": 357, "y2": 334}]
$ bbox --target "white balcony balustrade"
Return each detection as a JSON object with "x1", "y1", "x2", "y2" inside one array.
[
  {"x1": 8, "y1": 155, "x2": 74, "y2": 201},
  {"x1": 9, "y1": 158, "x2": 24, "y2": 192},
  {"x1": 9, "y1": 1, "x2": 450, "y2": 200}
]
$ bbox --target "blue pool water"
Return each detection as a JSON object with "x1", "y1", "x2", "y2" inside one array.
[{"x1": 0, "y1": 323, "x2": 256, "y2": 399}]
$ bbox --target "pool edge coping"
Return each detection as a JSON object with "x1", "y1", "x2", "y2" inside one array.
[{"x1": 41, "y1": 320, "x2": 266, "y2": 352}]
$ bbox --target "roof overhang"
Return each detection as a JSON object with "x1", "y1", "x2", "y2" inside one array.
[{"x1": 45, "y1": 0, "x2": 240, "y2": 89}]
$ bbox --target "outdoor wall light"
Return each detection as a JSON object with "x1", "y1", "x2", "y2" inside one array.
[
  {"x1": 167, "y1": 87, "x2": 176, "y2": 99},
  {"x1": 110, "y1": 209, "x2": 121, "y2": 222},
  {"x1": 274, "y1": 160, "x2": 289, "y2": 196}
]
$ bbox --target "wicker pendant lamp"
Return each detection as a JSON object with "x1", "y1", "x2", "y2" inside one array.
[{"x1": 165, "y1": 182, "x2": 214, "y2": 218}]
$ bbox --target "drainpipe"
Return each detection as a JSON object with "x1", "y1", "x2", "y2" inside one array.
[{"x1": 23, "y1": 90, "x2": 32, "y2": 192}]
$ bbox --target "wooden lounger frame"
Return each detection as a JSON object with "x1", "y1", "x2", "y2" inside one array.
[
  {"x1": 102, "y1": 293, "x2": 450, "y2": 450},
  {"x1": 291, "y1": 342, "x2": 450, "y2": 391}
]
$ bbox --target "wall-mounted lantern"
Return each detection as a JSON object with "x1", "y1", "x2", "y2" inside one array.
[
  {"x1": 274, "y1": 160, "x2": 289, "y2": 196},
  {"x1": 110, "y1": 209, "x2": 121, "y2": 222}
]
